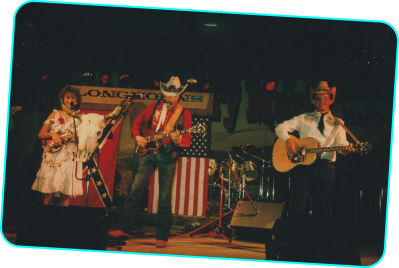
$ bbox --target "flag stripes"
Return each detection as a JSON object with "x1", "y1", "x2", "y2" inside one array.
[{"x1": 148, "y1": 157, "x2": 210, "y2": 216}]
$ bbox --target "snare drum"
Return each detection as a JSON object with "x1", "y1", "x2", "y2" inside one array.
[{"x1": 242, "y1": 161, "x2": 258, "y2": 181}]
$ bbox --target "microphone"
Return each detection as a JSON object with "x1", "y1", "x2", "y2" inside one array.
[{"x1": 69, "y1": 101, "x2": 76, "y2": 110}]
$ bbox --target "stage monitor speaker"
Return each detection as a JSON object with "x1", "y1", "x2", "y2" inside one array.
[
  {"x1": 230, "y1": 201, "x2": 284, "y2": 229},
  {"x1": 16, "y1": 206, "x2": 108, "y2": 250}
]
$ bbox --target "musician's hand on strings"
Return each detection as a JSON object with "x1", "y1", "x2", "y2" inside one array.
[
  {"x1": 171, "y1": 130, "x2": 182, "y2": 145},
  {"x1": 136, "y1": 136, "x2": 148, "y2": 147},
  {"x1": 285, "y1": 138, "x2": 297, "y2": 155},
  {"x1": 50, "y1": 133, "x2": 62, "y2": 145},
  {"x1": 341, "y1": 143, "x2": 355, "y2": 155}
]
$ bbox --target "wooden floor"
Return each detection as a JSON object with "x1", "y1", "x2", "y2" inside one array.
[
  {"x1": 0, "y1": 188, "x2": 386, "y2": 266},
  {"x1": 2, "y1": 208, "x2": 385, "y2": 266}
]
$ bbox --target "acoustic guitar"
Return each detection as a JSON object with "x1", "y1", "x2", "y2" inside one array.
[
  {"x1": 137, "y1": 122, "x2": 207, "y2": 156},
  {"x1": 42, "y1": 130, "x2": 75, "y2": 153},
  {"x1": 272, "y1": 135, "x2": 372, "y2": 173}
]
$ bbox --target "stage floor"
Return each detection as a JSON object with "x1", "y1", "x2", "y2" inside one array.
[{"x1": 3, "y1": 210, "x2": 385, "y2": 266}]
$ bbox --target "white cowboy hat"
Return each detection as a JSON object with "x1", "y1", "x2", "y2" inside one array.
[
  {"x1": 309, "y1": 81, "x2": 336, "y2": 104},
  {"x1": 160, "y1": 76, "x2": 188, "y2": 97}
]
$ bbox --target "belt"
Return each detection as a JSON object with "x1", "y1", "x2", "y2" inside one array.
[{"x1": 160, "y1": 142, "x2": 174, "y2": 149}]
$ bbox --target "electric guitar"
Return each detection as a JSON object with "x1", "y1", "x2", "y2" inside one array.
[
  {"x1": 137, "y1": 122, "x2": 207, "y2": 156},
  {"x1": 42, "y1": 130, "x2": 75, "y2": 153},
  {"x1": 272, "y1": 135, "x2": 372, "y2": 173}
]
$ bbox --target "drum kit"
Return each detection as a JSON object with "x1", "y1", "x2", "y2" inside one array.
[{"x1": 207, "y1": 144, "x2": 275, "y2": 215}]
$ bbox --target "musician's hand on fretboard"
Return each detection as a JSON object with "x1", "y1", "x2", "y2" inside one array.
[
  {"x1": 341, "y1": 143, "x2": 356, "y2": 155},
  {"x1": 171, "y1": 130, "x2": 182, "y2": 145}
]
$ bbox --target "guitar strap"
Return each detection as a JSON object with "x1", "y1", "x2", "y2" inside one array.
[
  {"x1": 333, "y1": 116, "x2": 360, "y2": 144},
  {"x1": 163, "y1": 104, "x2": 183, "y2": 134}
]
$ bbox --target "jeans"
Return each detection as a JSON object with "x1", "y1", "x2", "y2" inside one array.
[
  {"x1": 289, "y1": 162, "x2": 335, "y2": 223},
  {"x1": 118, "y1": 149, "x2": 177, "y2": 241}
]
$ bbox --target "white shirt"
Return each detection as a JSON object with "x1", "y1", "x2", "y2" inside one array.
[{"x1": 275, "y1": 110, "x2": 349, "y2": 161}]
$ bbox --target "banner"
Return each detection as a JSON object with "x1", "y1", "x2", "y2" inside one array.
[
  {"x1": 69, "y1": 110, "x2": 122, "y2": 207},
  {"x1": 148, "y1": 157, "x2": 210, "y2": 216},
  {"x1": 72, "y1": 85, "x2": 211, "y2": 110}
]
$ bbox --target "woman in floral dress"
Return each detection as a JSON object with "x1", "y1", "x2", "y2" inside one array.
[{"x1": 31, "y1": 86, "x2": 83, "y2": 206}]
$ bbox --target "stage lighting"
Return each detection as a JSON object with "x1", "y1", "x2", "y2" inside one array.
[
  {"x1": 186, "y1": 78, "x2": 197, "y2": 92},
  {"x1": 153, "y1": 78, "x2": 160, "y2": 88},
  {"x1": 203, "y1": 82, "x2": 210, "y2": 91},
  {"x1": 186, "y1": 76, "x2": 203, "y2": 92},
  {"x1": 82, "y1": 72, "x2": 95, "y2": 86},
  {"x1": 99, "y1": 72, "x2": 115, "y2": 87},
  {"x1": 265, "y1": 81, "x2": 276, "y2": 91},
  {"x1": 118, "y1": 74, "x2": 131, "y2": 88}
]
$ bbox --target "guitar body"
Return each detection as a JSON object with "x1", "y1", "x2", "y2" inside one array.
[
  {"x1": 273, "y1": 135, "x2": 320, "y2": 173},
  {"x1": 136, "y1": 127, "x2": 162, "y2": 157},
  {"x1": 136, "y1": 123, "x2": 208, "y2": 157}
]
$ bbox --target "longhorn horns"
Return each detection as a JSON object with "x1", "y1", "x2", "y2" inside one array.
[
  {"x1": 104, "y1": 100, "x2": 125, "y2": 120},
  {"x1": 61, "y1": 99, "x2": 125, "y2": 120}
]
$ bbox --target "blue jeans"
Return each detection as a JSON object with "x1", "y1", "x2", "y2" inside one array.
[
  {"x1": 118, "y1": 149, "x2": 177, "y2": 241},
  {"x1": 289, "y1": 162, "x2": 335, "y2": 223}
]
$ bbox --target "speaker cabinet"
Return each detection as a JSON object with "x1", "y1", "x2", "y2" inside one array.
[
  {"x1": 16, "y1": 206, "x2": 108, "y2": 250},
  {"x1": 230, "y1": 201, "x2": 284, "y2": 229}
]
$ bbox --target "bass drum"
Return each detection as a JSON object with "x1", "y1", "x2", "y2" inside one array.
[{"x1": 207, "y1": 184, "x2": 228, "y2": 215}]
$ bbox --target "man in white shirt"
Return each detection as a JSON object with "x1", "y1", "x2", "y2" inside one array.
[{"x1": 275, "y1": 81, "x2": 355, "y2": 222}]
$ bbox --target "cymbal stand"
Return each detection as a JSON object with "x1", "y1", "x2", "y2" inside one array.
[{"x1": 192, "y1": 172, "x2": 230, "y2": 242}]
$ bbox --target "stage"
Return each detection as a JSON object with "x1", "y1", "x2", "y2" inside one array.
[{"x1": 3, "y1": 209, "x2": 384, "y2": 266}]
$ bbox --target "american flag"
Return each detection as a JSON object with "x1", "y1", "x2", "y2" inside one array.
[{"x1": 147, "y1": 115, "x2": 212, "y2": 216}]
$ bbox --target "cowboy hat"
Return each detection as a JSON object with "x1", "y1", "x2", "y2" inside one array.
[
  {"x1": 160, "y1": 76, "x2": 188, "y2": 97},
  {"x1": 309, "y1": 81, "x2": 336, "y2": 104}
]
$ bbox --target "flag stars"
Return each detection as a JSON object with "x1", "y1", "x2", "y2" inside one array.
[
  {"x1": 102, "y1": 193, "x2": 107, "y2": 198},
  {"x1": 91, "y1": 167, "x2": 97, "y2": 173}
]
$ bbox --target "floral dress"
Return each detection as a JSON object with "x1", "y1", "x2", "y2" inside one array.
[{"x1": 31, "y1": 110, "x2": 83, "y2": 196}]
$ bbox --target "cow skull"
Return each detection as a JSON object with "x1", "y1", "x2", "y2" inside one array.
[{"x1": 61, "y1": 100, "x2": 124, "y2": 162}]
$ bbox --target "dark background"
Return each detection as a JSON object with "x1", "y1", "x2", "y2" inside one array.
[{"x1": 11, "y1": 2, "x2": 396, "y2": 100}]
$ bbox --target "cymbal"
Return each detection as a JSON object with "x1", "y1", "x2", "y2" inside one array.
[
  {"x1": 254, "y1": 146, "x2": 274, "y2": 154},
  {"x1": 231, "y1": 144, "x2": 257, "y2": 153}
]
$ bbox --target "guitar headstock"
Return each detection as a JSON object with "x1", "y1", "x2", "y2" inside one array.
[
  {"x1": 353, "y1": 142, "x2": 372, "y2": 155},
  {"x1": 190, "y1": 122, "x2": 207, "y2": 138}
]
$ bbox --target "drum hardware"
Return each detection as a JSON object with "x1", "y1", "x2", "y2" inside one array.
[
  {"x1": 241, "y1": 151, "x2": 274, "y2": 201},
  {"x1": 226, "y1": 161, "x2": 260, "y2": 214},
  {"x1": 231, "y1": 144, "x2": 257, "y2": 154}
]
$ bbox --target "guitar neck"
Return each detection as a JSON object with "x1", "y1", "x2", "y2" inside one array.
[
  {"x1": 307, "y1": 146, "x2": 346, "y2": 154},
  {"x1": 145, "y1": 129, "x2": 190, "y2": 142}
]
